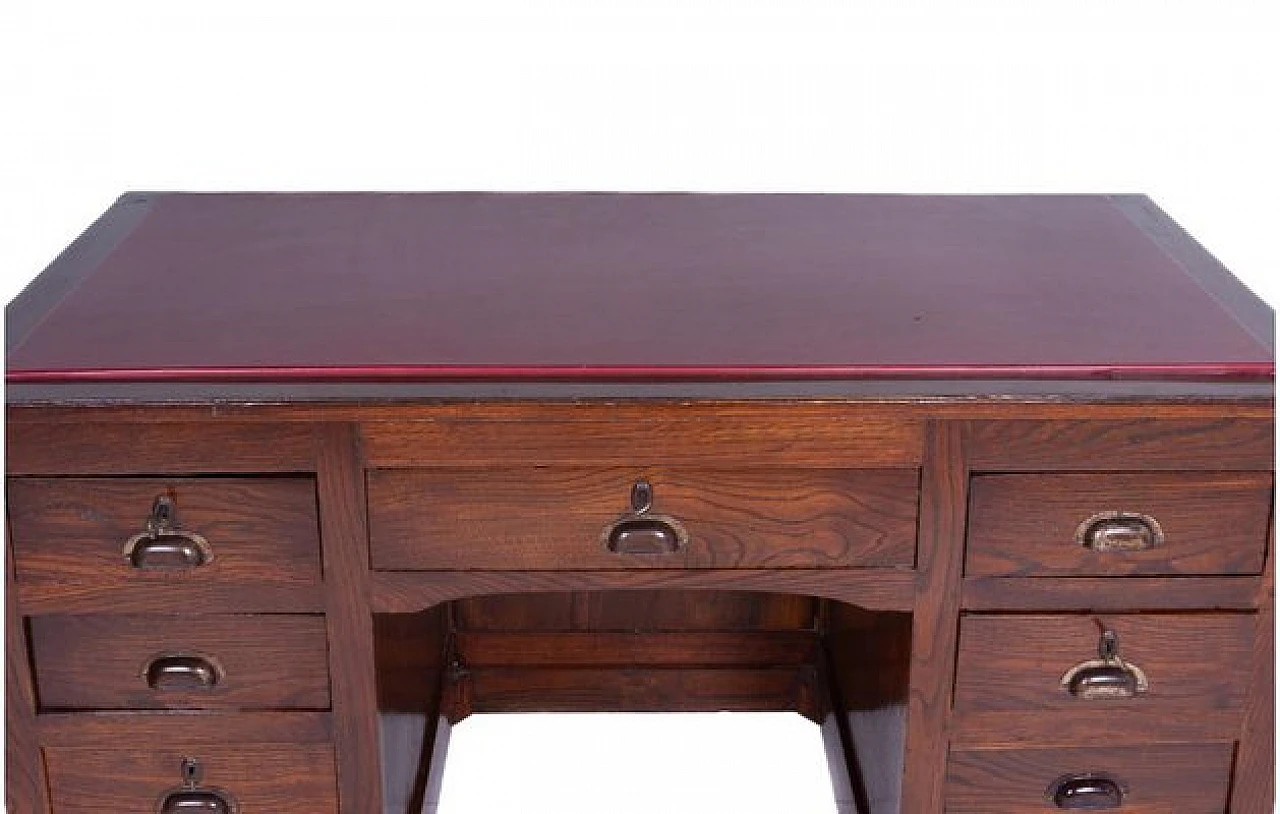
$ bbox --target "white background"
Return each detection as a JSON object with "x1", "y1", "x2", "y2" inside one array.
[{"x1": 2, "y1": 2, "x2": 1276, "y2": 812}]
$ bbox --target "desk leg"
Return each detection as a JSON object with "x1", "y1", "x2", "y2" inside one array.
[
  {"x1": 317, "y1": 424, "x2": 384, "y2": 814},
  {"x1": 1232, "y1": 522, "x2": 1274, "y2": 813},
  {"x1": 6, "y1": 529, "x2": 50, "y2": 814},
  {"x1": 900, "y1": 422, "x2": 967, "y2": 814}
]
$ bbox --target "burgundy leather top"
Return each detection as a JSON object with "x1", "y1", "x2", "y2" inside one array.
[{"x1": 6, "y1": 193, "x2": 1273, "y2": 383}]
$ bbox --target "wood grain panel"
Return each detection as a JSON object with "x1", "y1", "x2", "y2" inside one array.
[
  {"x1": 14, "y1": 580, "x2": 325, "y2": 615},
  {"x1": 459, "y1": 666, "x2": 818, "y2": 718},
  {"x1": 961, "y1": 576, "x2": 1262, "y2": 612},
  {"x1": 362, "y1": 414, "x2": 923, "y2": 468},
  {"x1": 946, "y1": 743, "x2": 1234, "y2": 814},
  {"x1": 953, "y1": 614, "x2": 1253, "y2": 740},
  {"x1": 453, "y1": 590, "x2": 817, "y2": 631},
  {"x1": 369, "y1": 467, "x2": 919, "y2": 570},
  {"x1": 454, "y1": 631, "x2": 817, "y2": 668},
  {"x1": 950, "y1": 708, "x2": 1246, "y2": 748},
  {"x1": 37, "y1": 712, "x2": 333, "y2": 746},
  {"x1": 29, "y1": 615, "x2": 330, "y2": 711},
  {"x1": 5, "y1": 422, "x2": 315, "y2": 474},
  {"x1": 44, "y1": 745, "x2": 338, "y2": 814},
  {"x1": 7, "y1": 478, "x2": 322, "y2": 605},
  {"x1": 967, "y1": 472, "x2": 1271, "y2": 577},
  {"x1": 967, "y1": 417, "x2": 1273, "y2": 471},
  {"x1": 371, "y1": 569, "x2": 917, "y2": 614}
]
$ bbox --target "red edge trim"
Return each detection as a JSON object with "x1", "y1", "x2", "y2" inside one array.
[{"x1": 5, "y1": 362, "x2": 1276, "y2": 384}]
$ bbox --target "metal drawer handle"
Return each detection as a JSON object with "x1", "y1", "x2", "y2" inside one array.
[
  {"x1": 1048, "y1": 773, "x2": 1126, "y2": 809},
  {"x1": 1061, "y1": 628, "x2": 1148, "y2": 700},
  {"x1": 146, "y1": 654, "x2": 221, "y2": 691},
  {"x1": 158, "y1": 758, "x2": 237, "y2": 814},
  {"x1": 124, "y1": 496, "x2": 213, "y2": 570},
  {"x1": 1075, "y1": 511, "x2": 1163, "y2": 553},
  {"x1": 159, "y1": 790, "x2": 233, "y2": 813},
  {"x1": 602, "y1": 480, "x2": 689, "y2": 555}
]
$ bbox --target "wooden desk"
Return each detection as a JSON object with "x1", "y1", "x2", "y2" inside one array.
[{"x1": 5, "y1": 193, "x2": 1274, "y2": 813}]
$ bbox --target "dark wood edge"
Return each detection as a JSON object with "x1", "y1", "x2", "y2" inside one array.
[
  {"x1": 961, "y1": 577, "x2": 1263, "y2": 612},
  {"x1": 5, "y1": 378, "x2": 1276, "y2": 407},
  {"x1": 1109, "y1": 194, "x2": 1275, "y2": 353},
  {"x1": 5, "y1": 193, "x2": 158, "y2": 355},
  {"x1": 370, "y1": 569, "x2": 917, "y2": 614}
]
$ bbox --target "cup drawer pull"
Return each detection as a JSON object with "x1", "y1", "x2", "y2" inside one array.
[
  {"x1": 1048, "y1": 773, "x2": 1126, "y2": 809},
  {"x1": 602, "y1": 479, "x2": 689, "y2": 555},
  {"x1": 1060, "y1": 628, "x2": 1148, "y2": 700},
  {"x1": 146, "y1": 655, "x2": 221, "y2": 691},
  {"x1": 607, "y1": 517, "x2": 685, "y2": 555},
  {"x1": 159, "y1": 790, "x2": 233, "y2": 813},
  {"x1": 1075, "y1": 511, "x2": 1163, "y2": 553},
  {"x1": 124, "y1": 496, "x2": 213, "y2": 570}
]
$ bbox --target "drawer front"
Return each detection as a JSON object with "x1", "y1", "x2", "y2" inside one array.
[
  {"x1": 966, "y1": 472, "x2": 1271, "y2": 577},
  {"x1": 368, "y1": 467, "x2": 919, "y2": 570},
  {"x1": 7, "y1": 477, "x2": 323, "y2": 589},
  {"x1": 30, "y1": 615, "x2": 331, "y2": 711},
  {"x1": 44, "y1": 745, "x2": 338, "y2": 814},
  {"x1": 946, "y1": 743, "x2": 1233, "y2": 813},
  {"x1": 953, "y1": 614, "x2": 1253, "y2": 737}
]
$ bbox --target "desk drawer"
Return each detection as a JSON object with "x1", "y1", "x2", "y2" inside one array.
[
  {"x1": 368, "y1": 467, "x2": 919, "y2": 570},
  {"x1": 44, "y1": 744, "x2": 338, "y2": 814},
  {"x1": 30, "y1": 615, "x2": 331, "y2": 711},
  {"x1": 7, "y1": 477, "x2": 323, "y2": 590},
  {"x1": 946, "y1": 743, "x2": 1233, "y2": 813},
  {"x1": 953, "y1": 614, "x2": 1253, "y2": 739},
  {"x1": 966, "y1": 472, "x2": 1271, "y2": 577}
]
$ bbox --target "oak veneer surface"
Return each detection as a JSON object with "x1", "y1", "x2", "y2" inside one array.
[{"x1": 4, "y1": 193, "x2": 1273, "y2": 384}]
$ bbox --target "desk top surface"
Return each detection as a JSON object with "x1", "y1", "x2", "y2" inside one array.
[{"x1": 5, "y1": 193, "x2": 1273, "y2": 387}]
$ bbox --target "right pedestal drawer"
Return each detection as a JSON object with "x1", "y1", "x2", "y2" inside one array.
[
  {"x1": 951, "y1": 613, "x2": 1255, "y2": 741},
  {"x1": 946, "y1": 742, "x2": 1234, "y2": 813},
  {"x1": 966, "y1": 472, "x2": 1272, "y2": 577}
]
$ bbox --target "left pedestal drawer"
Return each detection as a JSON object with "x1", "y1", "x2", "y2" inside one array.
[
  {"x1": 6, "y1": 477, "x2": 323, "y2": 589},
  {"x1": 43, "y1": 744, "x2": 339, "y2": 814},
  {"x1": 29, "y1": 615, "x2": 332, "y2": 711}
]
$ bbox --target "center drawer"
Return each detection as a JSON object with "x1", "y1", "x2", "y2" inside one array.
[{"x1": 367, "y1": 467, "x2": 920, "y2": 570}]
